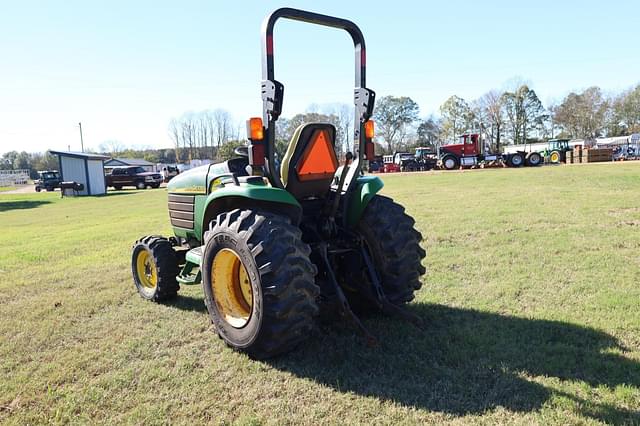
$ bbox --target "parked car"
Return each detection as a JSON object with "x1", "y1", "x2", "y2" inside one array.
[
  {"x1": 34, "y1": 170, "x2": 61, "y2": 192},
  {"x1": 106, "y1": 166, "x2": 163, "y2": 190}
]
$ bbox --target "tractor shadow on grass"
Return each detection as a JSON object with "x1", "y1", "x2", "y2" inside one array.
[
  {"x1": 267, "y1": 303, "x2": 640, "y2": 424},
  {"x1": 0, "y1": 200, "x2": 52, "y2": 212},
  {"x1": 170, "y1": 294, "x2": 207, "y2": 313}
]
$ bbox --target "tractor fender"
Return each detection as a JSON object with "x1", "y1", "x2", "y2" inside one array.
[
  {"x1": 347, "y1": 175, "x2": 384, "y2": 226},
  {"x1": 200, "y1": 185, "x2": 302, "y2": 241}
]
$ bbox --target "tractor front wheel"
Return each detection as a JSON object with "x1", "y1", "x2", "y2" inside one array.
[
  {"x1": 131, "y1": 236, "x2": 180, "y2": 301},
  {"x1": 202, "y1": 209, "x2": 319, "y2": 359},
  {"x1": 353, "y1": 196, "x2": 426, "y2": 309}
]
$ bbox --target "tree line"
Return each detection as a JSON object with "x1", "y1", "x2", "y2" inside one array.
[
  {"x1": 167, "y1": 109, "x2": 243, "y2": 162},
  {"x1": 166, "y1": 105, "x2": 354, "y2": 162}
]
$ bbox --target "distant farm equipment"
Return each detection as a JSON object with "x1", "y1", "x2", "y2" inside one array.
[
  {"x1": 437, "y1": 133, "x2": 542, "y2": 170},
  {"x1": 541, "y1": 139, "x2": 572, "y2": 164}
]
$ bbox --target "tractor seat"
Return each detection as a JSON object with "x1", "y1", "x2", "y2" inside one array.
[{"x1": 280, "y1": 123, "x2": 338, "y2": 200}]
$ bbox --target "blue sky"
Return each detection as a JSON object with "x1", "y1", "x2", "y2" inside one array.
[{"x1": 1, "y1": 0, "x2": 638, "y2": 153}]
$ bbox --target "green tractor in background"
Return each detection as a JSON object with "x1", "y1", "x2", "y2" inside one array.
[
  {"x1": 543, "y1": 139, "x2": 572, "y2": 164},
  {"x1": 131, "y1": 8, "x2": 426, "y2": 359}
]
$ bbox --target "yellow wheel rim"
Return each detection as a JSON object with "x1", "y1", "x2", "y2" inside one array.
[
  {"x1": 211, "y1": 249, "x2": 253, "y2": 328},
  {"x1": 550, "y1": 152, "x2": 560, "y2": 163},
  {"x1": 136, "y1": 249, "x2": 157, "y2": 289}
]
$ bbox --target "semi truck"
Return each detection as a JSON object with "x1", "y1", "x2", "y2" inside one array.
[{"x1": 438, "y1": 133, "x2": 542, "y2": 170}]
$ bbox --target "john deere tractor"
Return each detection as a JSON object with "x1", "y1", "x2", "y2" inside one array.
[
  {"x1": 543, "y1": 138, "x2": 572, "y2": 164},
  {"x1": 131, "y1": 8, "x2": 426, "y2": 358}
]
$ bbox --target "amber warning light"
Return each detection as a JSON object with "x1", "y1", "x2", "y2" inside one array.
[
  {"x1": 364, "y1": 120, "x2": 375, "y2": 159},
  {"x1": 247, "y1": 117, "x2": 264, "y2": 140},
  {"x1": 364, "y1": 120, "x2": 374, "y2": 139},
  {"x1": 246, "y1": 117, "x2": 265, "y2": 167}
]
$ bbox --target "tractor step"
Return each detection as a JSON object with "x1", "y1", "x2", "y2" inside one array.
[
  {"x1": 185, "y1": 246, "x2": 202, "y2": 265},
  {"x1": 176, "y1": 247, "x2": 203, "y2": 285}
]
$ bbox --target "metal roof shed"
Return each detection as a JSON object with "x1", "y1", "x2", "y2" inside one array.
[
  {"x1": 49, "y1": 150, "x2": 110, "y2": 196},
  {"x1": 104, "y1": 158, "x2": 155, "y2": 172}
]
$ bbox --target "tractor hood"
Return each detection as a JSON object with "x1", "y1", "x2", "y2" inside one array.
[
  {"x1": 167, "y1": 158, "x2": 250, "y2": 194},
  {"x1": 167, "y1": 164, "x2": 209, "y2": 194}
]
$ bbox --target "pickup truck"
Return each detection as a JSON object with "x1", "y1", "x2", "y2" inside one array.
[{"x1": 106, "y1": 166, "x2": 163, "y2": 190}]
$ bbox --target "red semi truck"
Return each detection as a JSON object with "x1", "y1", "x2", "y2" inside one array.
[{"x1": 438, "y1": 133, "x2": 542, "y2": 170}]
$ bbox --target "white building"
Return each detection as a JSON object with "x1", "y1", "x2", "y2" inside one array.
[{"x1": 49, "y1": 150, "x2": 110, "y2": 196}]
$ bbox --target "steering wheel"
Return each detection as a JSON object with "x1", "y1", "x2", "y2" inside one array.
[{"x1": 234, "y1": 146, "x2": 249, "y2": 157}]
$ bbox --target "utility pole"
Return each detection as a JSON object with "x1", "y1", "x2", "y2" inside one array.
[{"x1": 78, "y1": 122, "x2": 85, "y2": 152}]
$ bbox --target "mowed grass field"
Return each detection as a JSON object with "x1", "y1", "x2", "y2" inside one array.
[{"x1": 1, "y1": 163, "x2": 639, "y2": 425}]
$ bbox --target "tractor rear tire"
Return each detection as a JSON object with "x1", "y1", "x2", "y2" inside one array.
[
  {"x1": 202, "y1": 209, "x2": 319, "y2": 359},
  {"x1": 131, "y1": 236, "x2": 180, "y2": 302},
  {"x1": 549, "y1": 150, "x2": 561, "y2": 164},
  {"x1": 354, "y1": 196, "x2": 426, "y2": 309}
]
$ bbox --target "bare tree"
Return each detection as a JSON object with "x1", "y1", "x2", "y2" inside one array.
[
  {"x1": 180, "y1": 113, "x2": 197, "y2": 161},
  {"x1": 99, "y1": 140, "x2": 126, "y2": 156},
  {"x1": 168, "y1": 119, "x2": 181, "y2": 161},
  {"x1": 336, "y1": 104, "x2": 353, "y2": 154},
  {"x1": 477, "y1": 90, "x2": 505, "y2": 151},
  {"x1": 212, "y1": 109, "x2": 232, "y2": 159}
]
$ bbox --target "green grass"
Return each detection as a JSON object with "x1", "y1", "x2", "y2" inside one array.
[
  {"x1": 0, "y1": 186, "x2": 17, "y2": 192},
  {"x1": 1, "y1": 163, "x2": 639, "y2": 425}
]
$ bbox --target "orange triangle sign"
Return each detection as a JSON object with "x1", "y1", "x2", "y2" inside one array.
[{"x1": 297, "y1": 130, "x2": 338, "y2": 181}]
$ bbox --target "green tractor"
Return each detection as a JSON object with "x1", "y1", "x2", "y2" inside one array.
[
  {"x1": 543, "y1": 139, "x2": 572, "y2": 164},
  {"x1": 131, "y1": 8, "x2": 426, "y2": 358}
]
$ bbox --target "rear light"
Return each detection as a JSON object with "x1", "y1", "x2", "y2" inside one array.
[
  {"x1": 364, "y1": 120, "x2": 374, "y2": 139},
  {"x1": 364, "y1": 120, "x2": 375, "y2": 160},
  {"x1": 247, "y1": 117, "x2": 264, "y2": 141},
  {"x1": 246, "y1": 117, "x2": 265, "y2": 167}
]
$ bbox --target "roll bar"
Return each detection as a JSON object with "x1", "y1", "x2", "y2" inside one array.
[
  {"x1": 256, "y1": 7, "x2": 376, "y2": 194},
  {"x1": 262, "y1": 7, "x2": 366, "y2": 88}
]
